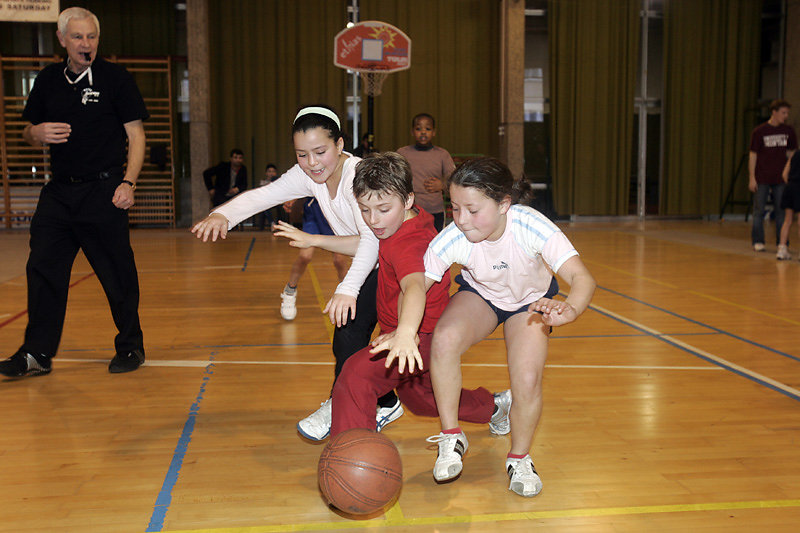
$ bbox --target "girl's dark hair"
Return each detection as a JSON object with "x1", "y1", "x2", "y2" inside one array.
[
  {"x1": 292, "y1": 104, "x2": 344, "y2": 142},
  {"x1": 448, "y1": 157, "x2": 535, "y2": 205}
]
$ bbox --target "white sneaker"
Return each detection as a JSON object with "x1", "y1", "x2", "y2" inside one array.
[
  {"x1": 777, "y1": 245, "x2": 791, "y2": 260},
  {"x1": 376, "y1": 399, "x2": 404, "y2": 431},
  {"x1": 280, "y1": 289, "x2": 297, "y2": 320},
  {"x1": 489, "y1": 389, "x2": 512, "y2": 435},
  {"x1": 506, "y1": 455, "x2": 542, "y2": 497},
  {"x1": 297, "y1": 398, "x2": 331, "y2": 441},
  {"x1": 426, "y1": 431, "x2": 468, "y2": 482},
  {"x1": 753, "y1": 243, "x2": 766, "y2": 252}
]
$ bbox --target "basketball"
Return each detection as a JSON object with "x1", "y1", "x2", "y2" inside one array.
[{"x1": 317, "y1": 428, "x2": 403, "y2": 515}]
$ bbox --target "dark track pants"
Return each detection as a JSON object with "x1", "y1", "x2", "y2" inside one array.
[
  {"x1": 21, "y1": 178, "x2": 144, "y2": 358},
  {"x1": 330, "y1": 268, "x2": 397, "y2": 407}
]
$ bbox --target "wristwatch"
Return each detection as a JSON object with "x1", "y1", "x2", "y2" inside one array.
[{"x1": 122, "y1": 179, "x2": 137, "y2": 190}]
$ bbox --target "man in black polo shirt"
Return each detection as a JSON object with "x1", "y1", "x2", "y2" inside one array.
[{"x1": 0, "y1": 7, "x2": 149, "y2": 378}]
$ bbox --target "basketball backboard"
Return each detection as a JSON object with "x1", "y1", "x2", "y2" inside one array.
[{"x1": 334, "y1": 21, "x2": 411, "y2": 73}]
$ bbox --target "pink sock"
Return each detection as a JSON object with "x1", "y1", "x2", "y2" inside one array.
[
  {"x1": 442, "y1": 427, "x2": 462, "y2": 435},
  {"x1": 507, "y1": 452, "x2": 527, "y2": 460}
]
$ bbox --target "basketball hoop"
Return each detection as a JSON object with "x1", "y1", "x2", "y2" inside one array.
[
  {"x1": 334, "y1": 21, "x2": 412, "y2": 91},
  {"x1": 334, "y1": 21, "x2": 411, "y2": 148},
  {"x1": 363, "y1": 70, "x2": 390, "y2": 96}
]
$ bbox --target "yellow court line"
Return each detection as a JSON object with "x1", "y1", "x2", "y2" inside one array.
[
  {"x1": 308, "y1": 264, "x2": 335, "y2": 342},
  {"x1": 686, "y1": 290, "x2": 800, "y2": 326},
  {"x1": 162, "y1": 498, "x2": 800, "y2": 532},
  {"x1": 582, "y1": 259, "x2": 679, "y2": 289}
]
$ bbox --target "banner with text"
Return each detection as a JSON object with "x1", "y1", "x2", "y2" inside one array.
[{"x1": 0, "y1": 0, "x2": 59, "y2": 23}]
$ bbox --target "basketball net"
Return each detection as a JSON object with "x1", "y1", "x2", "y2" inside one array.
[{"x1": 363, "y1": 71, "x2": 389, "y2": 96}]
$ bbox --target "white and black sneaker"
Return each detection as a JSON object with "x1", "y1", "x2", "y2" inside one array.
[
  {"x1": 489, "y1": 389, "x2": 512, "y2": 435},
  {"x1": 376, "y1": 399, "x2": 404, "y2": 432},
  {"x1": 427, "y1": 431, "x2": 468, "y2": 482},
  {"x1": 506, "y1": 454, "x2": 542, "y2": 497},
  {"x1": 297, "y1": 398, "x2": 331, "y2": 441},
  {"x1": 0, "y1": 350, "x2": 51, "y2": 378}
]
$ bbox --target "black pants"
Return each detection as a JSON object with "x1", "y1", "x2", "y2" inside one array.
[
  {"x1": 331, "y1": 268, "x2": 396, "y2": 407},
  {"x1": 21, "y1": 178, "x2": 144, "y2": 358}
]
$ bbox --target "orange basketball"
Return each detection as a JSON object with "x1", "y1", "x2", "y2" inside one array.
[{"x1": 318, "y1": 428, "x2": 403, "y2": 515}]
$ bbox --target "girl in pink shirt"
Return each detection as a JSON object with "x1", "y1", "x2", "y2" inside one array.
[{"x1": 423, "y1": 157, "x2": 596, "y2": 497}]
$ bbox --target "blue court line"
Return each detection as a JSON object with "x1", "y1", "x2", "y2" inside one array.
[
  {"x1": 575, "y1": 287, "x2": 800, "y2": 363},
  {"x1": 146, "y1": 357, "x2": 216, "y2": 532},
  {"x1": 241, "y1": 237, "x2": 256, "y2": 271},
  {"x1": 588, "y1": 305, "x2": 800, "y2": 402}
]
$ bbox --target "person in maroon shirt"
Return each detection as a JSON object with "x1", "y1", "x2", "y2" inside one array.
[{"x1": 749, "y1": 99, "x2": 797, "y2": 251}]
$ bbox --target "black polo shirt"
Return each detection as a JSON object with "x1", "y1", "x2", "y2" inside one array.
[{"x1": 22, "y1": 57, "x2": 149, "y2": 179}]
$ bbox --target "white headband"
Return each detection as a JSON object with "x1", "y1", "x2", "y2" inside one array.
[{"x1": 294, "y1": 106, "x2": 341, "y2": 129}]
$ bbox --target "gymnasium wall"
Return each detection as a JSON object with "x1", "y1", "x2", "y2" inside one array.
[{"x1": 206, "y1": 0, "x2": 500, "y2": 179}]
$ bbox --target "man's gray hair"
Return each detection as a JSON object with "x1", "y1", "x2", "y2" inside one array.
[{"x1": 57, "y1": 7, "x2": 100, "y2": 36}]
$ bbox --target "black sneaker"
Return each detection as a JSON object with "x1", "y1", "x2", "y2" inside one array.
[
  {"x1": 0, "y1": 350, "x2": 52, "y2": 378},
  {"x1": 108, "y1": 349, "x2": 145, "y2": 374}
]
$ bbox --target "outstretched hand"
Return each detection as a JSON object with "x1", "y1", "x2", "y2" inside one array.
[
  {"x1": 191, "y1": 213, "x2": 230, "y2": 242},
  {"x1": 273, "y1": 221, "x2": 316, "y2": 248},
  {"x1": 371, "y1": 330, "x2": 423, "y2": 374},
  {"x1": 528, "y1": 297, "x2": 579, "y2": 327}
]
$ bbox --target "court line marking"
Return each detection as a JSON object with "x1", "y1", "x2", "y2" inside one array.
[
  {"x1": 686, "y1": 289, "x2": 800, "y2": 326},
  {"x1": 590, "y1": 303, "x2": 800, "y2": 401},
  {"x1": 587, "y1": 257, "x2": 800, "y2": 327},
  {"x1": 146, "y1": 357, "x2": 216, "y2": 532},
  {"x1": 53, "y1": 358, "x2": 720, "y2": 371},
  {"x1": 308, "y1": 263, "x2": 335, "y2": 341},
  {"x1": 596, "y1": 285, "x2": 800, "y2": 363},
  {"x1": 0, "y1": 272, "x2": 95, "y2": 329},
  {"x1": 241, "y1": 237, "x2": 256, "y2": 271},
  {"x1": 52, "y1": 331, "x2": 719, "y2": 353},
  {"x1": 159, "y1": 498, "x2": 800, "y2": 532},
  {"x1": 583, "y1": 258, "x2": 679, "y2": 289}
]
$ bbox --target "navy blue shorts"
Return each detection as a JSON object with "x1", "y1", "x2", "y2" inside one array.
[
  {"x1": 454, "y1": 274, "x2": 559, "y2": 326},
  {"x1": 302, "y1": 198, "x2": 334, "y2": 236}
]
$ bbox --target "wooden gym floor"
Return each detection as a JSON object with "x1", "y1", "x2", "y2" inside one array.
[{"x1": 1, "y1": 219, "x2": 800, "y2": 532}]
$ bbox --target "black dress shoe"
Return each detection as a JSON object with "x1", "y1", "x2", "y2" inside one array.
[
  {"x1": 0, "y1": 350, "x2": 52, "y2": 378},
  {"x1": 108, "y1": 349, "x2": 145, "y2": 374}
]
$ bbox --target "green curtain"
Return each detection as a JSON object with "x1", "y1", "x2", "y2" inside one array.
[
  {"x1": 208, "y1": 0, "x2": 348, "y2": 179},
  {"x1": 206, "y1": 0, "x2": 500, "y2": 177},
  {"x1": 662, "y1": 0, "x2": 761, "y2": 215},
  {"x1": 548, "y1": 0, "x2": 640, "y2": 216},
  {"x1": 359, "y1": 0, "x2": 500, "y2": 158}
]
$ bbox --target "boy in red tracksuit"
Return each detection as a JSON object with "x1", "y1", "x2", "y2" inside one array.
[{"x1": 328, "y1": 152, "x2": 510, "y2": 437}]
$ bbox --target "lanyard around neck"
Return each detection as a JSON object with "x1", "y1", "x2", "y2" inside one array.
[{"x1": 64, "y1": 61, "x2": 93, "y2": 86}]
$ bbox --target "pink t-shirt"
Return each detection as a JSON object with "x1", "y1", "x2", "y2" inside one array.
[
  {"x1": 396, "y1": 145, "x2": 455, "y2": 214},
  {"x1": 424, "y1": 205, "x2": 578, "y2": 311}
]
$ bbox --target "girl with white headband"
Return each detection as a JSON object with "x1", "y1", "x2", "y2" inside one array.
[{"x1": 191, "y1": 105, "x2": 403, "y2": 440}]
